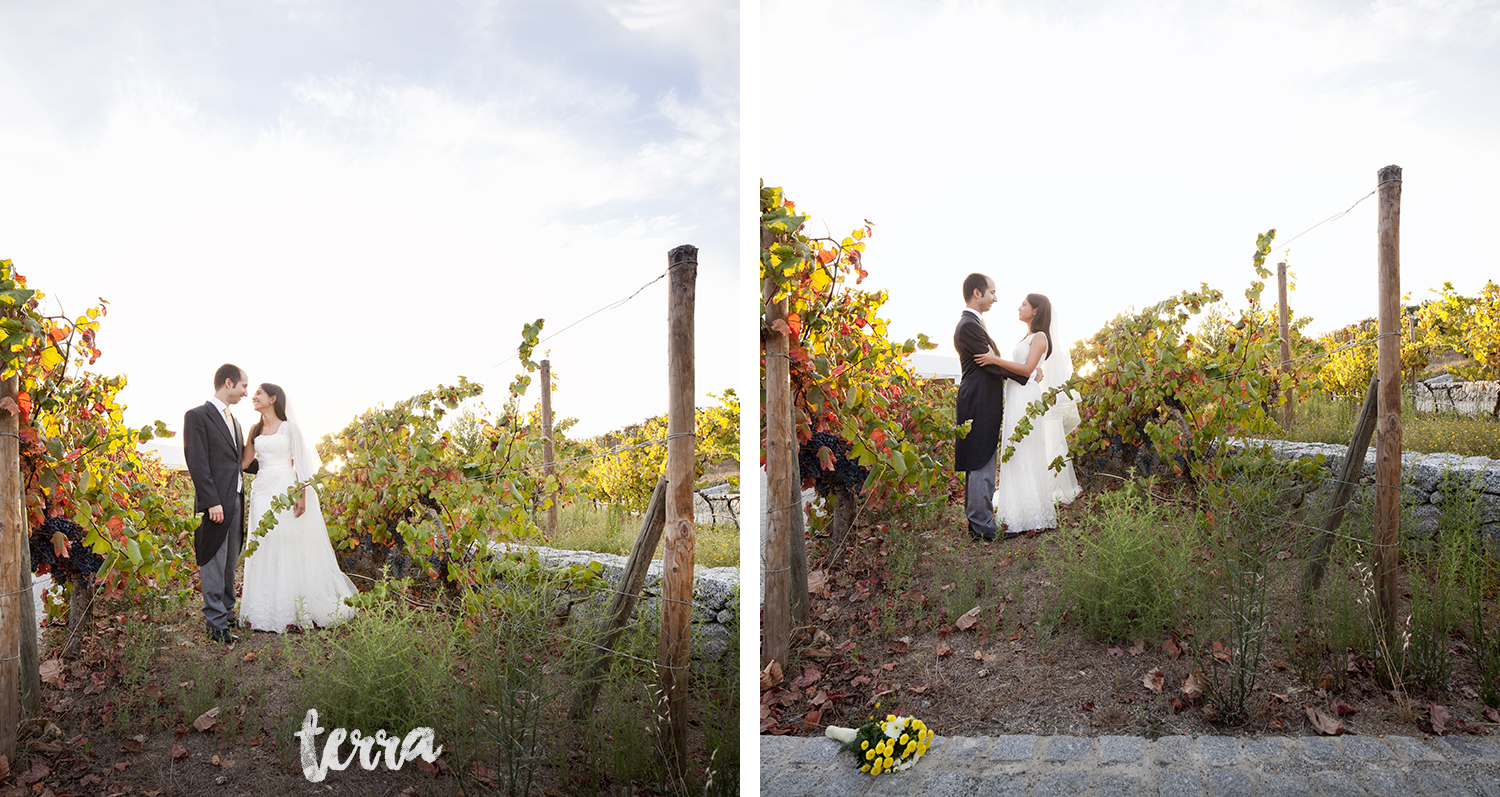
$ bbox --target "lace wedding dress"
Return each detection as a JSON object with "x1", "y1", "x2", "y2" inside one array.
[
  {"x1": 993, "y1": 331, "x2": 1082, "y2": 533},
  {"x1": 240, "y1": 422, "x2": 357, "y2": 632}
]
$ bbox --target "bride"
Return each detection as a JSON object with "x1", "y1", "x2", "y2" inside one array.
[
  {"x1": 239, "y1": 383, "x2": 358, "y2": 632},
  {"x1": 974, "y1": 293, "x2": 1082, "y2": 535}
]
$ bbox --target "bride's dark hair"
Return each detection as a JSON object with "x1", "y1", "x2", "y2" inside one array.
[
  {"x1": 1026, "y1": 293, "x2": 1053, "y2": 357},
  {"x1": 249, "y1": 383, "x2": 288, "y2": 440}
]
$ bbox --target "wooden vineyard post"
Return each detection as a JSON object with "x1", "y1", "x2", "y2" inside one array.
[
  {"x1": 1374, "y1": 165, "x2": 1403, "y2": 652},
  {"x1": 788, "y1": 474, "x2": 809, "y2": 628},
  {"x1": 1, "y1": 375, "x2": 21, "y2": 761},
  {"x1": 571, "y1": 476, "x2": 667, "y2": 721},
  {"x1": 1302, "y1": 375, "x2": 1379, "y2": 596},
  {"x1": 659, "y1": 244, "x2": 696, "y2": 776},
  {"x1": 1278, "y1": 261, "x2": 1295, "y2": 431},
  {"x1": 761, "y1": 223, "x2": 792, "y2": 672},
  {"x1": 540, "y1": 359, "x2": 558, "y2": 538}
]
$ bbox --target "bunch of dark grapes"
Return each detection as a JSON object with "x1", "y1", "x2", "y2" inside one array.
[
  {"x1": 29, "y1": 516, "x2": 103, "y2": 580},
  {"x1": 798, "y1": 432, "x2": 868, "y2": 499}
]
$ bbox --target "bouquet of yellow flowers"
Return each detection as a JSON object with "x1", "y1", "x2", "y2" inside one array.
[{"x1": 824, "y1": 714, "x2": 933, "y2": 776}]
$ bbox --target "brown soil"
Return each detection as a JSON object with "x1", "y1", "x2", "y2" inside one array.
[
  {"x1": 7, "y1": 588, "x2": 730, "y2": 797},
  {"x1": 7, "y1": 608, "x2": 444, "y2": 797},
  {"x1": 761, "y1": 481, "x2": 1500, "y2": 743}
]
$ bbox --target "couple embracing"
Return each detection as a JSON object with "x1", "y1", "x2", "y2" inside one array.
[
  {"x1": 955, "y1": 274, "x2": 1082, "y2": 541},
  {"x1": 182, "y1": 364, "x2": 357, "y2": 644}
]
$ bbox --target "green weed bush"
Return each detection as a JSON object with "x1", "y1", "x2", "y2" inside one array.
[{"x1": 1044, "y1": 487, "x2": 1195, "y2": 641}]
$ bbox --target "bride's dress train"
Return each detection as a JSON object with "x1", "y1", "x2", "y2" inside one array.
[
  {"x1": 240, "y1": 423, "x2": 357, "y2": 631},
  {"x1": 993, "y1": 331, "x2": 1082, "y2": 533}
]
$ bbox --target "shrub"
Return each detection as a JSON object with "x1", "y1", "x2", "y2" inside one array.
[{"x1": 1044, "y1": 485, "x2": 1195, "y2": 641}]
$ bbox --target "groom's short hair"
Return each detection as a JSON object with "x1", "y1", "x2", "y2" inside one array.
[
  {"x1": 963, "y1": 273, "x2": 991, "y2": 301},
  {"x1": 214, "y1": 363, "x2": 245, "y2": 390}
]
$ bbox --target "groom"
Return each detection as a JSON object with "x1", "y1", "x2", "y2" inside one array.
[
  {"x1": 183, "y1": 364, "x2": 250, "y2": 644},
  {"x1": 954, "y1": 274, "x2": 1029, "y2": 541}
]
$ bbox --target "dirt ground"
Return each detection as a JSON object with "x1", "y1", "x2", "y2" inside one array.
[
  {"x1": 760, "y1": 481, "x2": 1500, "y2": 743},
  {"x1": 4, "y1": 590, "x2": 724, "y2": 797}
]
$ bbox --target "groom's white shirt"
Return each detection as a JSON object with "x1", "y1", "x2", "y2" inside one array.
[{"x1": 206, "y1": 396, "x2": 242, "y2": 490}]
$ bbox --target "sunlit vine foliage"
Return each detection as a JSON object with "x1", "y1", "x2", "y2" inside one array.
[
  {"x1": 2, "y1": 259, "x2": 196, "y2": 620},
  {"x1": 760, "y1": 184, "x2": 960, "y2": 519},
  {"x1": 1002, "y1": 230, "x2": 1320, "y2": 484}
]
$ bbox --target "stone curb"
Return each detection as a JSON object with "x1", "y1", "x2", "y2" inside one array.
[{"x1": 761, "y1": 733, "x2": 1500, "y2": 796}]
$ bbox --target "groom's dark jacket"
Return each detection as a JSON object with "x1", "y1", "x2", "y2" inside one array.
[
  {"x1": 182, "y1": 401, "x2": 247, "y2": 566},
  {"x1": 954, "y1": 311, "x2": 1029, "y2": 472}
]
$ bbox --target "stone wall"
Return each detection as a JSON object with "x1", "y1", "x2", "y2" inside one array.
[
  {"x1": 1413, "y1": 376, "x2": 1500, "y2": 417},
  {"x1": 1229, "y1": 440, "x2": 1500, "y2": 543},
  {"x1": 493, "y1": 543, "x2": 738, "y2": 669}
]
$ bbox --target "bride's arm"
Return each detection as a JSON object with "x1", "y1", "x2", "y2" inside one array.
[
  {"x1": 974, "y1": 335, "x2": 1047, "y2": 377},
  {"x1": 240, "y1": 437, "x2": 256, "y2": 471}
]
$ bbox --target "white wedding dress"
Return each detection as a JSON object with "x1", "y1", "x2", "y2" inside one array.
[
  {"x1": 993, "y1": 332, "x2": 1082, "y2": 533},
  {"x1": 240, "y1": 421, "x2": 357, "y2": 632}
]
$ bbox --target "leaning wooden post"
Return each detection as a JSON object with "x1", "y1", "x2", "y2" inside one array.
[
  {"x1": 761, "y1": 224, "x2": 792, "y2": 671},
  {"x1": 540, "y1": 359, "x2": 558, "y2": 538},
  {"x1": 1277, "y1": 261, "x2": 1295, "y2": 431},
  {"x1": 1, "y1": 375, "x2": 21, "y2": 762},
  {"x1": 1373, "y1": 165, "x2": 1403, "y2": 652},
  {"x1": 571, "y1": 476, "x2": 667, "y2": 720},
  {"x1": 1302, "y1": 375, "x2": 1379, "y2": 596},
  {"x1": 659, "y1": 244, "x2": 696, "y2": 776}
]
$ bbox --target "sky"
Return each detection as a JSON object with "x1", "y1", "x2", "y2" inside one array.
[
  {"x1": 0, "y1": 0, "x2": 739, "y2": 465},
  {"x1": 760, "y1": 0, "x2": 1500, "y2": 368}
]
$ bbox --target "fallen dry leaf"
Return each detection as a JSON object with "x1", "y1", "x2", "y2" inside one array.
[
  {"x1": 1129, "y1": 638, "x2": 1145, "y2": 657},
  {"x1": 760, "y1": 660, "x2": 784, "y2": 691},
  {"x1": 1162, "y1": 636, "x2": 1183, "y2": 659},
  {"x1": 886, "y1": 637, "x2": 911, "y2": 654},
  {"x1": 1180, "y1": 670, "x2": 1205, "y2": 702},
  {"x1": 1484, "y1": 706, "x2": 1500, "y2": 723},
  {"x1": 80, "y1": 774, "x2": 101, "y2": 787},
  {"x1": 20, "y1": 760, "x2": 49, "y2": 785},
  {"x1": 1332, "y1": 699, "x2": 1358, "y2": 717},
  {"x1": 114, "y1": 761, "x2": 132, "y2": 771},
  {"x1": 1267, "y1": 717, "x2": 1285, "y2": 730},
  {"x1": 790, "y1": 664, "x2": 823, "y2": 691},
  {"x1": 171, "y1": 745, "x2": 188, "y2": 760},
  {"x1": 909, "y1": 683, "x2": 930, "y2": 694},
  {"x1": 881, "y1": 661, "x2": 898, "y2": 671},
  {"x1": 955, "y1": 606, "x2": 981, "y2": 631},
  {"x1": 0, "y1": 754, "x2": 8, "y2": 779},
  {"x1": 1211, "y1": 641, "x2": 1232, "y2": 665},
  {"x1": 936, "y1": 641, "x2": 953, "y2": 657},
  {"x1": 1428, "y1": 704, "x2": 1451, "y2": 736},
  {"x1": 807, "y1": 569, "x2": 829, "y2": 597},
  {"x1": 39, "y1": 659, "x2": 64, "y2": 688},
  {"x1": 241, "y1": 650, "x2": 257, "y2": 663},
  {"x1": 1106, "y1": 647, "x2": 1123, "y2": 657},
  {"x1": 1142, "y1": 668, "x2": 1164, "y2": 694},
  {"x1": 1305, "y1": 705, "x2": 1346, "y2": 736},
  {"x1": 193, "y1": 707, "x2": 220, "y2": 733}
]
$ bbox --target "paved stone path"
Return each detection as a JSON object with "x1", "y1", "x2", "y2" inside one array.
[{"x1": 762, "y1": 733, "x2": 1500, "y2": 796}]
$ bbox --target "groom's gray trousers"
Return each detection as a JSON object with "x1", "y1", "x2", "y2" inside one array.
[
  {"x1": 965, "y1": 453, "x2": 997, "y2": 537},
  {"x1": 200, "y1": 506, "x2": 242, "y2": 632}
]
